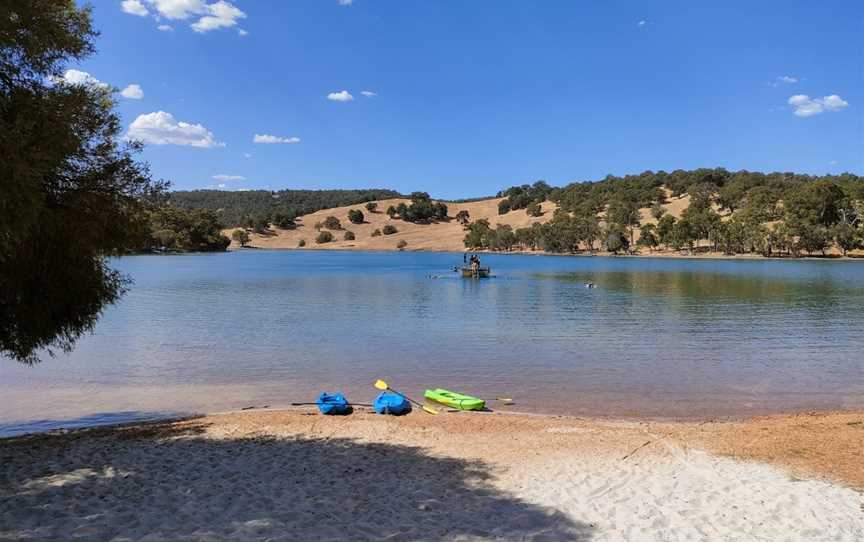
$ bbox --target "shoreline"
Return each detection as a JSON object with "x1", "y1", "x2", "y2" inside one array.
[
  {"x1": 223, "y1": 245, "x2": 864, "y2": 262},
  {"x1": 2, "y1": 408, "x2": 862, "y2": 540}
]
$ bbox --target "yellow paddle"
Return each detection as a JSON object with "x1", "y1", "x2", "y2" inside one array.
[{"x1": 374, "y1": 379, "x2": 438, "y2": 415}]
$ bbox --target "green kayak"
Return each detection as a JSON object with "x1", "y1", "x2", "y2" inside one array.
[{"x1": 424, "y1": 388, "x2": 486, "y2": 411}]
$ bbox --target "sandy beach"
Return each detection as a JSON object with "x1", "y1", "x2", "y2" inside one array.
[{"x1": 1, "y1": 409, "x2": 862, "y2": 541}]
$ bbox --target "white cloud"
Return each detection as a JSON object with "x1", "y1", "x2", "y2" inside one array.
[
  {"x1": 238, "y1": 28, "x2": 248, "y2": 36},
  {"x1": 777, "y1": 75, "x2": 798, "y2": 84},
  {"x1": 120, "y1": 84, "x2": 144, "y2": 99},
  {"x1": 360, "y1": 90, "x2": 377, "y2": 97},
  {"x1": 191, "y1": 1, "x2": 246, "y2": 33},
  {"x1": 127, "y1": 111, "x2": 224, "y2": 148},
  {"x1": 637, "y1": 20, "x2": 647, "y2": 26},
  {"x1": 122, "y1": 0, "x2": 150, "y2": 16},
  {"x1": 57, "y1": 69, "x2": 109, "y2": 89},
  {"x1": 788, "y1": 94, "x2": 849, "y2": 117},
  {"x1": 212, "y1": 174, "x2": 245, "y2": 182},
  {"x1": 157, "y1": 24, "x2": 174, "y2": 31},
  {"x1": 123, "y1": 1, "x2": 246, "y2": 34},
  {"x1": 243, "y1": 153, "x2": 252, "y2": 158},
  {"x1": 327, "y1": 90, "x2": 354, "y2": 102},
  {"x1": 338, "y1": 0, "x2": 354, "y2": 5},
  {"x1": 253, "y1": 134, "x2": 300, "y2": 144},
  {"x1": 829, "y1": 160, "x2": 839, "y2": 166}
]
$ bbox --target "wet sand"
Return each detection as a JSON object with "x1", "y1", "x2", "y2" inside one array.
[{"x1": 1, "y1": 409, "x2": 862, "y2": 541}]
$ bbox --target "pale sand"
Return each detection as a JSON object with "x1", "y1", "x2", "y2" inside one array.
[{"x1": 1, "y1": 410, "x2": 862, "y2": 541}]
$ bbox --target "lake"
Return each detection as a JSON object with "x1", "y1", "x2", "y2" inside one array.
[{"x1": 2, "y1": 251, "x2": 863, "y2": 436}]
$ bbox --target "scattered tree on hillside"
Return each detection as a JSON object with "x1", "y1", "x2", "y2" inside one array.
[
  {"x1": 323, "y1": 216, "x2": 342, "y2": 230},
  {"x1": 371, "y1": 228, "x2": 382, "y2": 237},
  {"x1": 316, "y1": 231, "x2": 333, "y2": 244},
  {"x1": 365, "y1": 202, "x2": 378, "y2": 213},
  {"x1": 383, "y1": 224, "x2": 398, "y2": 235},
  {"x1": 347, "y1": 209, "x2": 364, "y2": 224},
  {"x1": 396, "y1": 240, "x2": 408, "y2": 250},
  {"x1": 526, "y1": 202, "x2": 543, "y2": 217},
  {"x1": 232, "y1": 229, "x2": 251, "y2": 247},
  {"x1": 344, "y1": 230, "x2": 355, "y2": 241},
  {"x1": 456, "y1": 210, "x2": 471, "y2": 225}
]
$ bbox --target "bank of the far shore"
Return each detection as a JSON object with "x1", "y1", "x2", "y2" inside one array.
[{"x1": 2, "y1": 409, "x2": 862, "y2": 541}]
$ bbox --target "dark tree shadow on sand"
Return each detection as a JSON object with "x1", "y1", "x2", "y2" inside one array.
[{"x1": 0, "y1": 420, "x2": 594, "y2": 541}]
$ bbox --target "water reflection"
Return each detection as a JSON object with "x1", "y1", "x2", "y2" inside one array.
[{"x1": 1, "y1": 251, "x2": 862, "y2": 430}]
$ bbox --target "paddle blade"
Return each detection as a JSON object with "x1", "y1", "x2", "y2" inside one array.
[
  {"x1": 374, "y1": 379, "x2": 388, "y2": 391},
  {"x1": 421, "y1": 404, "x2": 439, "y2": 415}
]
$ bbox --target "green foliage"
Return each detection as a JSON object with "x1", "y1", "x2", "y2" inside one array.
[
  {"x1": 455, "y1": 210, "x2": 470, "y2": 225},
  {"x1": 365, "y1": 202, "x2": 378, "y2": 213},
  {"x1": 392, "y1": 198, "x2": 448, "y2": 223},
  {"x1": 344, "y1": 230, "x2": 355, "y2": 241},
  {"x1": 650, "y1": 202, "x2": 666, "y2": 220},
  {"x1": 142, "y1": 208, "x2": 230, "y2": 252},
  {"x1": 231, "y1": 229, "x2": 250, "y2": 247},
  {"x1": 371, "y1": 228, "x2": 382, "y2": 237},
  {"x1": 386, "y1": 206, "x2": 397, "y2": 218},
  {"x1": 0, "y1": 0, "x2": 167, "y2": 363},
  {"x1": 396, "y1": 240, "x2": 408, "y2": 250},
  {"x1": 272, "y1": 212, "x2": 296, "y2": 229},
  {"x1": 526, "y1": 202, "x2": 542, "y2": 217},
  {"x1": 832, "y1": 223, "x2": 861, "y2": 255},
  {"x1": 604, "y1": 226, "x2": 629, "y2": 254},
  {"x1": 497, "y1": 181, "x2": 554, "y2": 212},
  {"x1": 315, "y1": 231, "x2": 333, "y2": 244},
  {"x1": 166, "y1": 188, "x2": 402, "y2": 227},
  {"x1": 656, "y1": 215, "x2": 676, "y2": 247},
  {"x1": 636, "y1": 224, "x2": 658, "y2": 250},
  {"x1": 382, "y1": 224, "x2": 398, "y2": 235},
  {"x1": 323, "y1": 216, "x2": 342, "y2": 230},
  {"x1": 347, "y1": 209, "x2": 364, "y2": 224},
  {"x1": 298, "y1": 239, "x2": 306, "y2": 247}
]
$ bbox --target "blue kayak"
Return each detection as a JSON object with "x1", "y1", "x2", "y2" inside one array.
[
  {"x1": 374, "y1": 392, "x2": 412, "y2": 416},
  {"x1": 316, "y1": 392, "x2": 352, "y2": 415}
]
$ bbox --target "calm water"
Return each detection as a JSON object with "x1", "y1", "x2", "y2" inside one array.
[{"x1": 2, "y1": 251, "x2": 863, "y2": 436}]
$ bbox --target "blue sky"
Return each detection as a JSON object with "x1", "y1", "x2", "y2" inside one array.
[{"x1": 72, "y1": 1, "x2": 863, "y2": 199}]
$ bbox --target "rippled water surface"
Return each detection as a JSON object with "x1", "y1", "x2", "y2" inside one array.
[{"x1": 2, "y1": 251, "x2": 863, "y2": 435}]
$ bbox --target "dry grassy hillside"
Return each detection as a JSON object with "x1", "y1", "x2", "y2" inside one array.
[
  {"x1": 224, "y1": 191, "x2": 717, "y2": 252},
  {"x1": 224, "y1": 197, "x2": 557, "y2": 252}
]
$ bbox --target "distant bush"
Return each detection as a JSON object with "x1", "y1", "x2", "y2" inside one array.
[
  {"x1": 272, "y1": 212, "x2": 296, "y2": 229},
  {"x1": 323, "y1": 216, "x2": 342, "y2": 230},
  {"x1": 383, "y1": 224, "x2": 398, "y2": 235},
  {"x1": 231, "y1": 229, "x2": 250, "y2": 247},
  {"x1": 298, "y1": 239, "x2": 306, "y2": 247},
  {"x1": 347, "y1": 209, "x2": 364, "y2": 224},
  {"x1": 316, "y1": 231, "x2": 334, "y2": 244},
  {"x1": 396, "y1": 240, "x2": 408, "y2": 250},
  {"x1": 386, "y1": 206, "x2": 397, "y2": 218},
  {"x1": 526, "y1": 202, "x2": 542, "y2": 217},
  {"x1": 498, "y1": 199, "x2": 511, "y2": 215},
  {"x1": 371, "y1": 229, "x2": 382, "y2": 237},
  {"x1": 456, "y1": 210, "x2": 470, "y2": 225},
  {"x1": 365, "y1": 202, "x2": 378, "y2": 213},
  {"x1": 344, "y1": 230, "x2": 355, "y2": 241}
]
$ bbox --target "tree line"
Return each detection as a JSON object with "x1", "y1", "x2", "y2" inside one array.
[
  {"x1": 167, "y1": 188, "x2": 402, "y2": 228},
  {"x1": 466, "y1": 169, "x2": 864, "y2": 257}
]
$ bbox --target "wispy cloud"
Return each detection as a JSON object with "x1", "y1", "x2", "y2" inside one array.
[
  {"x1": 771, "y1": 75, "x2": 799, "y2": 87},
  {"x1": 360, "y1": 90, "x2": 377, "y2": 97},
  {"x1": 253, "y1": 134, "x2": 301, "y2": 144},
  {"x1": 157, "y1": 24, "x2": 173, "y2": 31},
  {"x1": 788, "y1": 94, "x2": 849, "y2": 117},
  {"x1": 327, "y1": 90, "x2": 354, "y2": 102},
  {"x1": 212, "y1": 174, "x2": 246, "y2": 182},
  {"x1": 338, "y1": 0, "x2": 354, "y2": 5},
  {"x1": 637, "y1": 20, "x2": 648, "y2": 27},
  {"x1": 127, "y1": 111, "x2": 225, "y2": 148}
]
